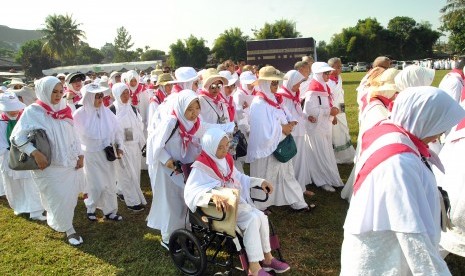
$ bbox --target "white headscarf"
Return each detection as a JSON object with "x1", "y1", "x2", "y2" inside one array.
[
  {"x1": 391, "y1": 86, "x2": 465, "y2": 139},
  {"x1": 394, "y1": 65, "x2": 435, "y2": 92},
  {"x1": 257, "y1": 80, "x2": 280, "y2": 102},
  {"x1": 201, "y1": 127, "x2": 228, "y2": 173},
  {"x1": 172, "y1": 89, "x2": 199, "y2": 132},
  {"x1": 35, "y1": 76, "x2": 65, "y2": 111},
  {"x1": 283, "y1": 70, "x2": 305, "y2": 92},
  {"x1": 125, "y1": 70, "x2": 140, "y2": 91},
  {"x1": 312, "y1": 72, "x2": 328, "y2": 92},
  {"x1": 112, "y1": 83, "x2": 131, "y2": 117},
  {"x1": 73, "y1": 84, "x2": 118, "y2": 141}
]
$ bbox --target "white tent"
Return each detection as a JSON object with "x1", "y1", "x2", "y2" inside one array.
[{"x1": 42, "y1": 60, "x2": 163, "y2": 75}]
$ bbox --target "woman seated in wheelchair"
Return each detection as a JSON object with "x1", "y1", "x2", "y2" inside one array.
[{"x1": 185, "y1": 128, "x2": 290, "y2": 276}]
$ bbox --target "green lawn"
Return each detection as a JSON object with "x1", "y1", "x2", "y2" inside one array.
[{"x1": 1, "y1": 70, "x2": 464, "y2": 275}]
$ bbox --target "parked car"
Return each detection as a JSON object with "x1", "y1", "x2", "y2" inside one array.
[
  {"x1": 341, "y1": 64, "x2": 351, "y2": 72},
  {"x1": 347, "y1": 62, "x2": 356, "y2": 70},
  {"x1": 353, "y1": 62, "x2": 368, "y2": 72}
]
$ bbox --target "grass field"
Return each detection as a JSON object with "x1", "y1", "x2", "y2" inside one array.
[{"x1": 1, "y1": 70, "x2": 464, "y2": 275}]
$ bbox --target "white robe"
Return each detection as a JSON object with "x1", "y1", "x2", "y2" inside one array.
[
  {"x1": 303, "y1": 91, "x2": 343, "y2": 187},
  {"x1": 327, "y1": 76, "x2": 355, "y2": 164},
  {"x1": 438, "y1": 72, "x2": 463, "y2": 103},
  {"x1": 199, "y1": 95, "x2": 230, "y2": 124}
]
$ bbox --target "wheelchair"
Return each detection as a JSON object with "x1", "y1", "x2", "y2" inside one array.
[{"x1": 169, "y1": 187, "x2": 284, "y2": 276}]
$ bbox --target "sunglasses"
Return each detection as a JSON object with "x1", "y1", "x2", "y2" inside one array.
[
  {"x1": 210, "y1": 83, "x2": 223, "y2": 90},
  {"x1": 95, "y1": 93, "x2": 104, "y2": 99},
  {"x1": 270, "y1": 81, "x2": 279, "y2": 86}
]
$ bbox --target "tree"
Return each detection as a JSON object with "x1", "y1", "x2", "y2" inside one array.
[
  {"x1": 74, "y1": 42, "x2": 104, "y2": 65},
  {"x1": 140, "y1": 49, "x2": 166, "y2": 61},
  {"x1": 211, "y1": 28, "x2": 248, "y2": 62},
  {"x1": 16, "y1": 39, "x2": 58, "y2": 78},
  {"x1": 41, "y1": 14, "x2": 85, "y2": 64},
  {"x1": 113, "y1": 26, "x2": 135, "y2": 62},
  {"x1": 100, "y1": 43, "x2": 116, "y2": 63},
  {"x1": 168, "y1": 35, "x2": 209, "y2": 68},
  {"x1": 316, "y1": 40, "x2": 329, "y2": 62},
  {"x1": 388, "y1": 16, "x2": 417, "y2": 58},
  {"x1": 254, "y1": 19, "x2": 300, "y2": 39},
  {"x1": 440, "y1": 0, "x2": 465, "y2": 53}
]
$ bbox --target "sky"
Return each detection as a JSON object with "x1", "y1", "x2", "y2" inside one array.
[{"x1": 0, "y1": 0, "x2": 447, "y2": 53}]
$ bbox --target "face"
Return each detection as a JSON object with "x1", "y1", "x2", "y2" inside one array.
[
  {"x1": 331, "y1": 62, "x2": 342, "y2": 76},
  {"x1": 184, "y1": 99, "x2": 201, "y2": 121},
  {"x1": 208, "y1": 81, "x2": 223, "y2": 97},
  {"x1": 270, "y1": 80, "x2": 279, "y2": 93},
  {"x1": 120, "y1": 89, "x2": 130, "y2": 104},
  {"x1": 322, "y1": 71, "x2": 331, "y2": 82},
  {"x1": 6, "y1": 111, "x2": 20, "y2": 118},
  {"x1": 50, "y1": 83, "x2": 64, "y2": 105},
  {"x1": 129, "y1": 79, "x2": 138, "y2": 87},
  {"x1": 291, "y1": 81, "x2": 303, "y2": 92},
  {"x1": 164, "y1": 83, "x2": 173, "y2": 95},
  {"x1": 71, "y1": 80, "x2": 83, "y2": 91},
  {"x1": 192, "y1": 80, "x2": 199, "y2": 91},
  {"x1": 94, "y1": 93, "x2": 104, "y2": 108},
  {"x1": 215, "y1": 136, "x2": 229, "y2": 159},
  {"x1": 247, "y1": 84, "x2": 254, "y2": 91},
  {"x1": 58, "y1": 77, "x2": 65, "y2": 84},
  {"x1": 299, "y1": 65, "x2": 311, "y2": 78},
  {"x1": 115, "y1": 75, "x2": 121, "y2": 83},
  {"x1": 422, "y1": 133, "x2": 443, "y2": 144},
  {"x1": 224, "y1": 84, "x2": 235, "y2": 96}
]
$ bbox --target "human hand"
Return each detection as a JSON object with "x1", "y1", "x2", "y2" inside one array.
[
  {"x1": 116, "y1": 149, "x2": 123, "y2": 159},
  {"x1": 261, "y1": 181, "x2": 273, "y2": 194},
  {"x1": 281, "y1": 123, "x2": 293, "y2": 135},
  {"x1": 308, "y1": 116, "x2": 317, "y2": 123},
  {"x1": 75, "y1": 155, "x2": 84, "y2": 170},
  {"x1": 211, "y1": 194, "x2": 230, "y2": 212},
  {"x1": 165, "y1": 159, "x2": 175, "y2": 170},
  {"x1": 332, "y1": 117, "x2": 338, "y2": 125},
  {"x1": 330, "y1": 107, "x2": 340, "y2": 116},
  {"x1": 31, "y1": 150, "x2": 48, "y2": 170}
]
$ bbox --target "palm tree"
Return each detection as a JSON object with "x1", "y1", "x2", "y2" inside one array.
[{"x1": 41, "y1": 14, "x2": 86, "y2": 63}]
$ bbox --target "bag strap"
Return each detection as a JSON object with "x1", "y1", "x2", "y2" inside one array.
[
  {"x1": 109, "y1": 105, "x2": 137, "y2": 115},
  {"x1": 166, "y1": 121, "x2": 179, "y2": 144},
  {"x1": 203, "y1": 97, "x2": 222, "y2": 122}
]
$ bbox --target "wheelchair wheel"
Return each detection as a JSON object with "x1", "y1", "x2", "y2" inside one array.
[{"x1": 169, "y1": 229, "x2": 207, "y2": 276}]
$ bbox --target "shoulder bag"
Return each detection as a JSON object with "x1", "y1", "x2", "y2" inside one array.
[
  {"x1": 272, "y1": 134, "x2": 297, "y2": 163},
  {"x1": 9, "y1": 129, "x2": 51, "y2": 170}
]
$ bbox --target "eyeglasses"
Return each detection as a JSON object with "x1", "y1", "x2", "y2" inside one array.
[
  {"x1": 270, "y1": 81, "x2": 279, "y2": 86},
  {"x1": 95, "y1": 93, "x2": 104, "y2": 99},
  {"x1": 210, "y1": 83, "x2": 223, "y2": 90}
]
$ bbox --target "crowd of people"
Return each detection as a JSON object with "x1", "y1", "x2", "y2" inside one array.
[{"x1": 0, "y1": 54, "x2": 465, "y2": 275}]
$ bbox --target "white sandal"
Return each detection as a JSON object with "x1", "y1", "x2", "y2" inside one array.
[{"x1": 67, "y1": 233, "x2": 83, "y2": 246}]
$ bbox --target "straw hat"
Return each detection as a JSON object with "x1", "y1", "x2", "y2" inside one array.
[
  {"x1": 256, "y1": 66, "x2": 284, "y2": 81},
  {"x1": 7, "y1": 78, "x2": 26, "y2": 88},
  {"x1": 219, "y1": 70, "x2": 238, "y2": 86},
  {"x1": 0, "y1": 92, "x2": 26, "y2": 111},
  {"x1": 156, "y1": 73, "x2": 174, "y2": 86},
  {"x1": 311, "y1": 62, "x2": 335, "y2": 74},
  {"x1": 65, "y1": 72, "x2": 86, "y2": 84},
  {"x1": 201, "y1": 68, "x2": 228, "y2": 89},
  {"x1": 174, "y1": 67, "x2": 199, "y2": 83},
  {"x1": 151, "y1": 65, "x2": 163, "y2": 77}
]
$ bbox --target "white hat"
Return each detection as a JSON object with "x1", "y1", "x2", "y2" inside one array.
[
  {"x1": 110, "y1": 71, "x2": 121, "y2": 79},
  {"x1": 7, "y1": 78, "x2": 26, "y2": 88},
  {"x1": 65, "y1": 72, "x2": 86, "y2": 84},
  {"x1": 311, "y1": 62, "x2": 335, "y2": 74},
  {"x1": 0, "y1": 92, "x2": 26, "y2": 111},
  {"x1": 150, "y1": 75, "x2": 158, "y2": 83},
  {"x1": 239, "y1": 71, "x2": 257, "y2": 84},
  {"x1": 0, "y1": 86, "x2": 7, "y2": 92},
  {"x1": 57, "y1": 73, "x2": 66, "y2": 79},
  {"x1": 219, "y1": 70, "x2": 238, "y2": 86},
  {"x1": 174, "y1": 67, "x2": 199, "y2": 83},
  {"x1": 83, "y1": 83, "x2": 109, "y2": 94}
]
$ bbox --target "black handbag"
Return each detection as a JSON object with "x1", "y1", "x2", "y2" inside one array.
[
  {"x1": 104, "y1": 144, "x2": 117, "y2": 161},
  {"x1": 234, "y1": 130, "x2": 247, "y2": 159},
  {"x1": 273, "y1": 134, "x2": 297, "y2": 163},
  {"x1": 9, "y1": 129, "x2": 51, "y2": 170}
]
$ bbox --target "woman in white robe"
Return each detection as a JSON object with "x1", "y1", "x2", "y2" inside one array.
[
  {"x1": 73, "y1": 83, "x2": 124, "y2": 222},
  {"x1": 341, "y1": 87, "x2": 465, "y2": 275},
  {"x1": 147, "y1": 73, "x2": 173, "y2": 134},
  {"x1": 185, "y1": 128, "x2": 290, "y2": 276},
  {"x1": 435, "y1": 118, "x2": 465, "y2": 258},
  {"x1": 11, "y1": 76, "x2": 84, "y2": 245},
  {"x1": 248, "y1": 66, "x2": 309, "y2": 212},
  {"x1": 198, "y1": 69, "x2": 229, "y2": 124},
  {"x1": 146, "y1": 89, "x2": 234, "y2": 250},
  {"x1": 327, "y1": 58, "x2": 355, "y2": 164},
  {"x1": 111, "y1": 83, "x2": 147, "y2": 212},
  {"x1": 303, "y1": 62, "x2": 343, "y2": 192},
  {"x1": 277, "y1": 70, "x2": 314, "y2": 195},
  {"x1": 0, "y1": 92, "x2": 44, "y2": 220}
]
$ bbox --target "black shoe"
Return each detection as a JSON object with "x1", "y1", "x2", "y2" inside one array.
[
  {"x1": 117, "y1": 194, "x2": 125, "y2": 202},
  {"x1": 127, "y1": 204, "x2": 145, "y2": 212}
]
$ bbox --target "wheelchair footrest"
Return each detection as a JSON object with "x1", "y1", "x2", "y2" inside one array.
[{"x1": 270, "y1": 234, "x2": 280, "y2": 250}]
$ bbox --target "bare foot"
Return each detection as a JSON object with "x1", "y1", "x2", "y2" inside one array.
[{"x1": 304, "y1": 190, "x2": 315, "y2": 197}]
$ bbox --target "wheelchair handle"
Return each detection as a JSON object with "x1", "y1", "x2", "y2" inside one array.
[
  {"x1": 251, "y1": 186, "x2": 269, "y2": 202},
  {"x1": 197, "y1": 203, "x2": 227, "y2": 222}
]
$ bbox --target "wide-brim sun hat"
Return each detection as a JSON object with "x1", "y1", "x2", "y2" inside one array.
[
  {"x1": 83, "y1": 83, "x2": 110, "y2": 94},
  {"x1": 219, "y1": 70, "x2": 238, "y2": 86},
  {"x1": 174, "y1": 67, "x2": 199, "y2": 83},
  {"x1": 0, "y1": 92, "x2": 26, "y2": 111},
  {"x1": 369, "y1": 83, "x2": 398, "y2": 95},
  {"x1": 7, "y1": 78, "x2": 26, "y2": 88},
  {"x1": 253, "y1": 66, "x2": 284, "y2": 85},
  {"x1": 311, "y1": 62, "x2": 335, "y2": 74},
  {"x1": 202, "y1": 68, "x2": 228, "y2": 89},
  {"x1": 65, "y1": 72, "x2": 86, "y2": 84},
  {"x1": 239, "y1": 71, "x2": 257, "y2": 84},
  {"x1": 156, "y1": 73, "x2": 174, "y2": 86}
]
